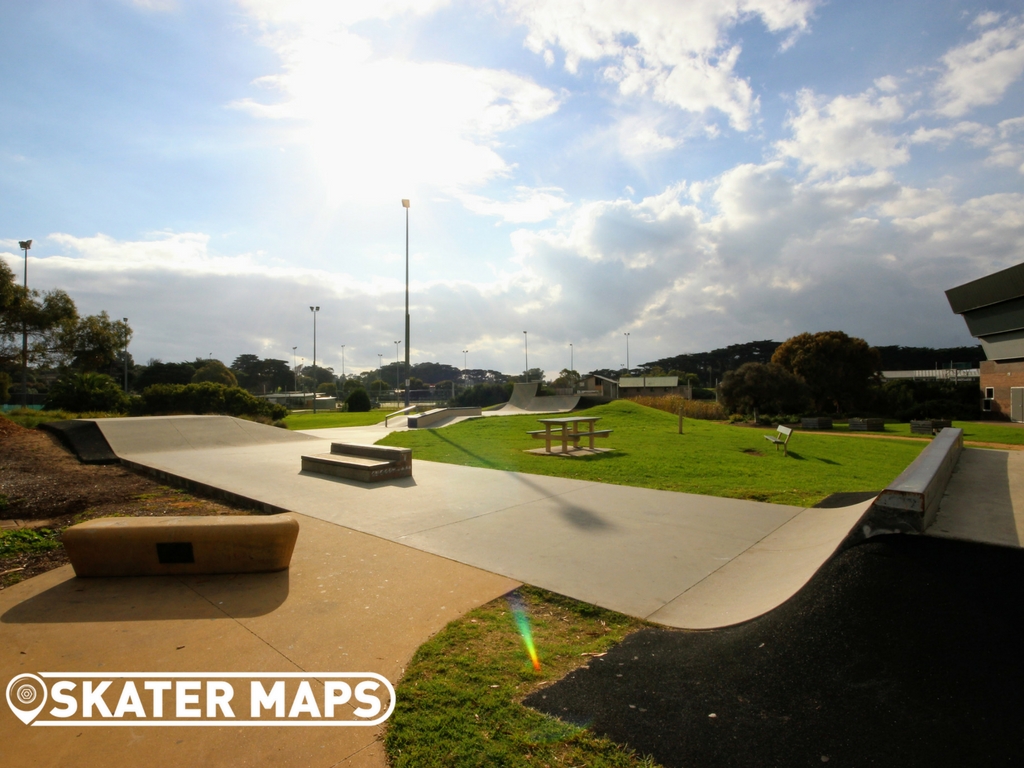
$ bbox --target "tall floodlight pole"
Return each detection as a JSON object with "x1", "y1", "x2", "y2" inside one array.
[
  {"x1": 624, "y1": 332, "x2": 630, "y2": 373},
  {"x1": 292, "y1": 347, "x2": 298, "y2": 392},
  {"x1": 377, "y1": 354, "x2": 383, "y2": 400},
  {"x1": 123, "y1": 318, "x2": 129, "y2": 392},
  {"x1": 570, "y1": 343, "x2": 573, "y2": 373},
  {"x1": 463, "y1": 349, "x2": 468, "y2": 370},
  {"x1": 394, "y1": 340, "x2": 401, "y2": 395},
  {"x1": 341, "y1": 345, "x2": 345, "y2": 381},
  {"x1": 523, "y1": 331, "x2": 528, "y2": 382},
  {"x1": 18, "y1": 240, "x2": 31, "y2": 409},
  {"x1": 310, "y1": 306, "x2": 319, "y2": 414},
  {"x1": 402, "y1": 199, "x2": 411, "y2": 408}
]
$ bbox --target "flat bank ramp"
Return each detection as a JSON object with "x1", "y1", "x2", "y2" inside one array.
[
  {"x1": 489, "y1": 382, "x2": 580, "y2": 415},
  {"x1": 928, "y1": 448, "x2": 1024, "y2": 548},
  {"x1": 94, "y1": 415, "x2": 317, "y2": 455}
]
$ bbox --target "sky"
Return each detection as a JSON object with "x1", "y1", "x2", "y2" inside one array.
[{"x1": 2, "y1": 0, "x2": 1023, "y2": 378}]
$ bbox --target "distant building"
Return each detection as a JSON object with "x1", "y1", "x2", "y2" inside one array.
[
  {"x1": 617, "y1": 375, "x2": 685, "y2": 397},
  {"x1": 946, "y1": 261, "x2": 1024, "y2": 421},
  {"x1": 881, "y1": 369, "x2": 980, "y2": 382},
  {"x1": 580, "y1": 375, "x2": 619, "y2": 401}
]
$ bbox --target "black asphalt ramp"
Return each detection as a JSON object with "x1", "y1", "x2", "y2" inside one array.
[
  {"x1": 40, "y1": 420, "x2": 118, "y2": 464},
  {"x1": 525, "y1": 535, "x2": 1024, "y2": 767}
]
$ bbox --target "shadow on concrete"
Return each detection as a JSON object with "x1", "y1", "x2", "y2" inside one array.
[
  {"x1": 1, "y1": 570, "x2": 290, "y2": 623},
  {"x1": 298, "y1": 469, "x2": 418, "y2": 490},
  {"x1": 510, "y1": 473, "x2": 615, "y2": 532}
]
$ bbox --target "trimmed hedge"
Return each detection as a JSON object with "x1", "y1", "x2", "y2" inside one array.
[{"x1": 137, "y1": 382, "x2": 287, "y2": 420}]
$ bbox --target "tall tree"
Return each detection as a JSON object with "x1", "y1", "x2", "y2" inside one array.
[{"x1": 771, "y1": 331, "x2": 880, "y2": 413}]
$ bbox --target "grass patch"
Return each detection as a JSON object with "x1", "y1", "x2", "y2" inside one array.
[
  {"x1": 378, "y1": 400, "x2": 924, "y2": 506},
  {"x1": 282, "y1": 410, "x2": 396, "y2": 430},
  {"x1": 1, "y1": 409, "x2": 122, "y2": 429},
  {"x1": 385, "y1": 586, "x2": 658, "y2": 767},
  {"x1": 828, "y1": 421, "x2": 1024, "y2": 446},
  {"x1": 0, "y1": 528, "x2": 61, "y2": 557}
]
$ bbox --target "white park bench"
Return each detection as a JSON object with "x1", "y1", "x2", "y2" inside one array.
[{"x1": 764, "y1": 425, "x2": 793, "y2": 456}]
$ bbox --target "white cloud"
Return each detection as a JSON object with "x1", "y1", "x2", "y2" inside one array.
[
  {"x1": 775, "y1": 89, "x2": 908, "y2": 175},
  {"x1": 504, "y1": 0, "x2": 818, "y2": 131},
  {"x1": 934, "y1": 15, "x2": 1024, "y2": 117},
  {"x1": 455, "y1": 187, "x2": 571, "y2": 223},
  {"x1": 231, "y1": 1, "x2": 560, "y2": 204}
]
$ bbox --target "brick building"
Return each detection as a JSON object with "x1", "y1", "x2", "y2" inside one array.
[{"x1": 946, "y1": 262, "x2": 1024, "y2": 421}]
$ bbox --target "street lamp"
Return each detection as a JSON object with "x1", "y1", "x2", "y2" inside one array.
[
  {"x1": 377, "y1": 353, "x2": 383, "y2": 399},
  {"x1": 624, "y1": 332, "x2": 630, "y2": 373},
  {"x1": 292, "y1": 346, "x2": 298, "y2": 392},
  {"x1": 570, "y1": 343, "x2": 573, "y2": 374},
  {"x1": 123, "y1": 318, "x2": 129, "y2": 393},
  {"x1": 18, "y1": 239, "x2": 30, "y2": 409},
  {"x1": 310, "y1": 306, "x2": 319, "y2": 414},
  {"x1": 523, "y1": 331, "x2": 528, "y2": 382},
  {"x1": 394, "y1": 340, "x2": 401, "y2": 396},
  {"x1": 340, "y1": 344, "x2": 345, "y2": 381},
  {"x1": 402, "y1": 198, "x2": 411, "y2": 408}
]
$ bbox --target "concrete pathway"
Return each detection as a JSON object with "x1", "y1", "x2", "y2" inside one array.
[
  {"x1": 929, "y1": 448, "x2": 1024, "y2": 548},
  {"x1": 0, "y1": 512, "x2": 517, "y2": 768}
]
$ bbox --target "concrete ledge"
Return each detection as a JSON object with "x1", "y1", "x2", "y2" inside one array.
[
  {"x1": 870, "y1": 427, "x2": 963, "y2": 533},
  {"x1": 62, "y1": 514, "x2": 299, "y2": 577},
  {"x1": 40, "y1": 420, "x2": 119, "y2": 464},
  {"x1": 407, "y1": 406, "x2": 482, "y2": 428},
  {"x1": 301, "y1": 443, "x2": 412, "y2": 483}
]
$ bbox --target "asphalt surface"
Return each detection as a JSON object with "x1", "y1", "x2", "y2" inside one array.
[{"x1": 525, "y1": 534, "x2": 1024, "y2": 767}]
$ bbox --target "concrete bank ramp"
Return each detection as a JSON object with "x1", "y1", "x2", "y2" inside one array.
[
  {"x1": 94, "y1": 415, "x2": 317, "y2": 455},
  {"x1": 488, "y1": 382, "x2": 580, "y2": 415}
]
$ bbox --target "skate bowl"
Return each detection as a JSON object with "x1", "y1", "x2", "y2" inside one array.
[{"x1": 487, "y1": 382, "x2": 580, "y2": 415}]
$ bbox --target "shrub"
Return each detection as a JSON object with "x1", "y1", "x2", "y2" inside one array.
[
  {"x1": 191, "y1": 360, "x2": 238, "y2": 387},
  {"x1": 139, "y1": 383, "x2": 286, "y2": 420},
  {"x1": 44, "y1": 373, "x2": 129, "y2": 413},
  {"x1": 452, "y1": 382, "x2": 514, "y2": 408},
  {"x1": 627, "y1": 395, "x2": 727, "y2": 420},
  {"x1": 345, "y1": 388, "x2": 372, "y2": 412}
]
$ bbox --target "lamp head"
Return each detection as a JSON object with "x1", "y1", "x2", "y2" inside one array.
[
  {"x1": 401, "y1": 199, "x2": 410, "y2": 208},
  {"x1": 19, "y1": 240, "x2": 31, "y2": 250}
]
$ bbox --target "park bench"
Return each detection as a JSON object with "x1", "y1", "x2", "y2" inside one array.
[
  {"x1": 62, "y1": 514, "x2": 299, "y2": 577},
  {"x1": 301, "y1": 443, "x2": 412, "y2": 483},
  {"x1": 910, "y1": 419, "x2": 952, "y2": 435},
  {"x1": 764, "y1": 425, "x2": 793, "y2": 456}
]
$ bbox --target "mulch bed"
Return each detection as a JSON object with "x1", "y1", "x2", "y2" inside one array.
[{"x1": 0, "y1": 416, "x2": 248, "y2": 589}]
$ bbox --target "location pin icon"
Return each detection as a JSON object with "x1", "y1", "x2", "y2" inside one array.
[{"x1": 6, "y1": 674, "x2": 48, "y2": 725}]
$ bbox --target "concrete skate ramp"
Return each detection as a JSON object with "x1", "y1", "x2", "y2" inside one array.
[
  {"x1": 489, "y1": 382, "x2": 580, "y2": 415},
  {"x1": 94, "y1": 415, "x2": 317, "y2": 455}
]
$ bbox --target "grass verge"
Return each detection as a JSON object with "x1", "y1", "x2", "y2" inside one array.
[
  {"x1": 828, "y1": 420, "x2": 1024, "y2": 446},
  {"x1": 283, "y1": 410, "x2": 396, "y2": 430},
  {"x1": 1, "y1": 408, "x2": 122, "y2": 429},
  {"x1": 385, "y1": 585, "x2": 659, "y2": 767},
  {"x1": 379, "y1": 400, "x2": 924, "y2": 506}
]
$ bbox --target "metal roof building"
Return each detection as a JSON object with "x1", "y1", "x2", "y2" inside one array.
[{"x1": 946, "y1": 261, "x2": 1024, "y2": 362}]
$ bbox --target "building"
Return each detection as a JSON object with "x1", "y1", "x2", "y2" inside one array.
[
  {"x1": 946, "y1": 261, "x2": 1024, "y2": 421},
  {"x1": 617, "y1": 375, "x2": 686, "y2": 398},
  {"x1": 580, "y1": 374, "x2": 619, "y2": 401}
]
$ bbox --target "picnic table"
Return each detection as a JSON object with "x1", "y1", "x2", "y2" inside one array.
[{"x1": 528, "y1": 416, "x2": 612, "y2": 455}]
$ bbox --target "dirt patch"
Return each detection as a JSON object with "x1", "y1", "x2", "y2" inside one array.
[
  {"x1": 741, "y1": 448, "x2": 764, "y2": 456},
  {"x1": 0, "y1": 417, "x2": 249, "y2": 590}
]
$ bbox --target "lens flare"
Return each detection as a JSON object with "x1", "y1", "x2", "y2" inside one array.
[{"x1": 508, "y1": 593, "x2": 541, "y2": 671}]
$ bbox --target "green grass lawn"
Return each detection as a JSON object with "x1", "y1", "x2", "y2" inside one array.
[
  {"x1": 385, "y1": 586, "x2": 658, "y2": 767},
  {"x1": 828, "y1": 420, "x2": 1024, "y2": 445},
  {"x1": 282, "y1": 409, "x2": 396, "y2": 430},
  {"x1": 378, "y1": 401, "x2": 925, "y2": 507}
]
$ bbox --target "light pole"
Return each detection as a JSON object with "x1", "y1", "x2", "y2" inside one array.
[
  {"x1": 377, "y1": 353, "x2": 383, "y2": 400},
  {"x1": 394, "y1": 340, "x2": 401, "y2": 396},
  {"x1": 18, "y1": 240, "x2": 30, "y2": 409},
  {"x1": 570, "y1": 343, "x2": 573, "y2": 373},
  {"x1": 402, "y1": 198, "x2": 411, "y2": 408},
  {"x1": 292, "y1": 346, "x2": 298, "y2": 392},
  {"x1": 310, "y1": 306, "x2": 319, "y2": 413},
  {"x1": 123, "y1": 318, "x2": 129, "y2": 393},
  {"x1": 341, "y1": 345, "x2": 345, "y2": 381},
  {"x1": 523, "y1": 331, "x2": 528, "y2": 382},
  {"x1": 463, "y1": 349, "x2": 468, "y2": 370},
  {"x1": 624, "y1": 332, "x2": 630, "y2": 373}
]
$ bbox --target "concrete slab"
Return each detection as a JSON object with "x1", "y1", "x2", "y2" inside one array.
[
  {"x1": 928, "y1": 448, "x2": 1024, "y2": 548},
  {"x1": 0, "y1": 513, "x2": 518, "y2": 767},
  {"x1": 95, "y1": 415, "x2": 316, "y2": 455},
  {"x1": 86, "y1": 421, "x2": 847, "y2": 626}
]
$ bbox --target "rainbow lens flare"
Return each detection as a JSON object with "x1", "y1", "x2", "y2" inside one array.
[{"x1": 508, "y1": 593, "x2": 541, "y2": 671}]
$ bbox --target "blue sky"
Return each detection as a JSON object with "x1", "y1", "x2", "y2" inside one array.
[{"x1": 2, "y1": 0, "x2": 1023, "y2": 377}]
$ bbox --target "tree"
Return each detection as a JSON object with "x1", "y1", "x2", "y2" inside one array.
[
  {"x1": 135, "y1": 361, "x2": 197, "y2": 389},
  {"x1": 192, "y1": 360, "x2": 238, "y2": 387},
  {"x1": 66, "y1": 312, "x2": 131, "y2": 374},
  {"x1": 552, "y1": 369, "x2": 581, "y2": 389},
  {"x1": 1, "y1": 260, "x2": 78, "y2": 374},
  {"x1": 45, "y1": 372, "x2": 129, "y2": 413},
  {"x1": 771, "y1": 331, "x2": 880, "y2": 413},
  {"x1": 719, "y1": 362, "x2": 809, "y2": 418},
  {"x1": 345, "y1": 388, "x2": 371, "y2": 412},
  {"x1": 317, "y1": 382, "x2": 337, "y2": 396}
]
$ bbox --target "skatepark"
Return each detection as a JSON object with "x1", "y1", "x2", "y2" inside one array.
[{"x1": 2, "y1": 410, "x2": 1022, "y2": 767}]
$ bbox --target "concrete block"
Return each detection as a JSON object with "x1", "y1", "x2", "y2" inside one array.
[
  {"x1": 62, "y1": 514, "x2": 299, "y2": 577},
  {"x1": 872, "y1": 427, "x2": 963, "y2": 532},
  {"x1": 301, "y1": 443, "x2": 412, "y2": 483}
]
